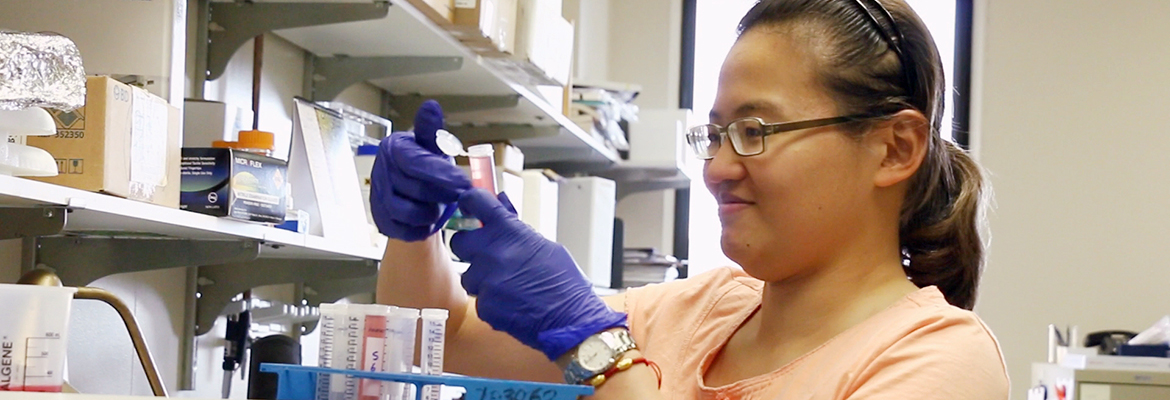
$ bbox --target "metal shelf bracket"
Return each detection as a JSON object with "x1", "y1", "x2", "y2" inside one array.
[
  {"x1": 308, "y1": 56, "x2": 464, "y2": 101},
  {"x1": 0, "y1": 207, "x2": 66, "y2": 240},
  {"x1": 446, "y1": 124, "x2": 560, "y2": 143},
  {"x1": 385, "y1": 94, "x2": 521, "y2": 129},
  {"x1": 296, "y1": 276, "x2": 378, "y2": 334},
  {"x1": 34, "y1": 236, "x2": 263, "y2": 286},
  {"x1": 204, "y1": 1, "x2": 392, "y2": 81},
  {"x1": 194, "y1": 258, "x2": 377, "y2": 335}
]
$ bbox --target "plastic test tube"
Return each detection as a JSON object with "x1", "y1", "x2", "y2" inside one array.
[
  {"x1": 352, "y1": 304, "x2": 392, "y2": 400},
  {"x1": 334, "y1": 305, "x2": 368, "y2": 400},
  {"x1": 384, "y1": 307, "x2": 420, "y2": 400},
  {"x1": 466, "y1": 144, "x2": 498, "y2": 194},
  {"x1": 420, "y1": 309, "x2": 449, "y2": 400},
  {"x1": 325, "y1": 304, "x2": 354, "y2": 400},
  {"x1": 317, "y1": 303, "x2": 347, "y2": 400},
  {"x1": 445, "y1": 144, "x2": 498, "y2": 231}
]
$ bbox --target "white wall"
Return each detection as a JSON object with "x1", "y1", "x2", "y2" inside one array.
[
  {"x1": 616, "y1": 190, "x2": 676, "y2": 253},
  {"x1": 562, "y1": 0, "x2": 610, "y2": 83},
  {"x1": 973, "y1": 1, "x2": 1170, "y2": 399},
  {"x1": 607, "y1": 0, "x2": 684, "y2": 110}
]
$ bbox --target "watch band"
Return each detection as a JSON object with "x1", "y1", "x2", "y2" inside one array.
[{"x1": 563, "y1": 329, "x2": 638, "y2": 385}]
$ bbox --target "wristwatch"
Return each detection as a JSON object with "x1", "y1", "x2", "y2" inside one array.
[{"x1": 561, "y1": 328, "x2": 638, "y2": 385}]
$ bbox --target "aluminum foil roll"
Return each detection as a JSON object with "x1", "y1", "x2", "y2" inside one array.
[{"x1": 0, "y1": 31, "x2": 86, "y2": 111}]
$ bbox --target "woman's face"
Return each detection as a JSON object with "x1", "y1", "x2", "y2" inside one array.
[{"x1": 706, "y1": 28, "x2": 884, "y2": 282}]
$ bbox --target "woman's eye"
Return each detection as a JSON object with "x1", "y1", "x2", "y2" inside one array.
[{"x1": 744, "y1": 127, "x2": 764, "y2": 137}]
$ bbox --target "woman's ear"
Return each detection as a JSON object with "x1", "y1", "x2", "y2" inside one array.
[{"x1": 869, "y1": 109, "x2": 930, "y2": 188}]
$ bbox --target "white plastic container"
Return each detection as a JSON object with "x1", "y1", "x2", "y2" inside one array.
[
  {"x1": 420, "y1": 308, "x2": 449, "y2": 400},
  {"x1": 317, "y1": 303, "x2": 346, "y2": 400},
  {"x1": 385, "y1": 307, "x2": 420, "y2": 400},
  {"x1": 0, "y1": 284, "x2": 78, "y2": 393}
]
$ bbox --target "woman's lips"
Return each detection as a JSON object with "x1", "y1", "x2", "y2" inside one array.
[
  {"x1": 718, "y1": 203, "x2": 752, "y2": 215},
  {"x1": 717, "y1": 193, "x2": 754, "y2": 215}
]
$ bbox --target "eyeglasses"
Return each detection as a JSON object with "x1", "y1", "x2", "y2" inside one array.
[{"x1": 685, "y1": 114, "x2": 879, "y2": 160}]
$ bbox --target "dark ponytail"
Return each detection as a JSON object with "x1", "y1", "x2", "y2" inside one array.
[{"x1": 740, "y1": 0, "x2": 989, "y2": 310}]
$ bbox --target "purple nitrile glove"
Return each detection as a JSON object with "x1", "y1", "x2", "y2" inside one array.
[
  {"x1": 370, "y1": 100, "x2": 471, "y2": 241},
  {"x1": 450, "y1": 188, "x2": 628, "y2": 361}
]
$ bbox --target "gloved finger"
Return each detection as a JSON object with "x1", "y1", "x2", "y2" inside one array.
[
  {"x1": 460, "y1": 260, "x2": 489, "y2": 296},
  {"x1": 449, "y1": 227, "x2": 491, "y2": 265},
  {"x1": 451, "y1": 229, "x2": 493, "y2": 295},
  {"x1": 388, "y1": 160, "x2": 466, "y2": 203},
  {"x1": 457, "y1": 188, "x2": 517, "y2": 226},
  {"x1": 389, "y1": 133, "x2": 471, "y2": 192},
  {"x1": 378, "y1": 188, "x2": 443, "y2": 227},
  {"x1": 497, "y1": 192, "x2": 518, "y2": 216},
  {"x1": 370, "y1": 193, "x2": 437, "y2": 242},
  {"x1": 414, "y1": 100, "x2": 444, "y2": 154}
]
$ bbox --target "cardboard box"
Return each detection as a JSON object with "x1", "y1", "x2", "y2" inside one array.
[
  {"x1": 27, "y1": 76, "x2": 181, "y2": 208},
  {"x1": 408, "y1": 0, "x2": 453, "y2": 24},
  {"x1": 515, "y1": 0, "x2": 574, "y2": 85},
  {"x1": 180, "y1": 148, "x2": 288, "y2": 223},
  {"x1": 453, "y1": 0, "x2": 517, "y2": 55},
  {"x1": 491, "y1": 142, "x2": 525, "y2": 174}
]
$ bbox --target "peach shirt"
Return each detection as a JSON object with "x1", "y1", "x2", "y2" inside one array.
[{"x1": 623, "y1": 267, "x2": 1010, "y2": 399}]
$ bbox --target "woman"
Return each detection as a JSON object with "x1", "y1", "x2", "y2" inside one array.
[{"x1": 369, "y1": 0, "x2": 1009, "y2": 398}]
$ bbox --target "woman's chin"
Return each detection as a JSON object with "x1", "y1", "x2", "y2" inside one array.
[{"x1": 720, "y1": 231, "x2": 755, "y2": 261}]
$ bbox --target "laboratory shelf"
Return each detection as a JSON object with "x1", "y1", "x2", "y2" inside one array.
[
  {"x1": 260, "y1": 0, "x2": 622, "y2": 169},
  {"x1": 0, "y1": 174, "x2": 384, "y2": 261},
  {"x1": 260, "y1": 364, "x2": 594, "y2": 400}
]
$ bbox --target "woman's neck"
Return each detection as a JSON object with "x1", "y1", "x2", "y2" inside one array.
[{"x1": 752, "y1": 254, "x2": 919, "y2": 349}]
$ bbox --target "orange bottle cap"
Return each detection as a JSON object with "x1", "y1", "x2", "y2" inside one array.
[
  {"x1": 212, "y1": 140, "x2": 238, "y2": 149},
  {"x1": 238, "y1": 130, "x2": 275, "y2": 151}
]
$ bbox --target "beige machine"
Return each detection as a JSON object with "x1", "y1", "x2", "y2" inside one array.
[{"x1": 1033, "y1": 362, "x2": 1170, "y2": 400}]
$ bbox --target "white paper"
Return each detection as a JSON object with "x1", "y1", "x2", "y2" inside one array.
[
  {"x1": 455, "y1": 0, "x2": 476, "y2": 8},
  {"x1": 1129, "y1": 316, "x2": 1170, "y2": 345},
  {"x1": 291, "y1": 99, "x2": 369, "y2": 243},
  {"x1": 130, "y1": 88, "x2": 168, "y2": 189}
]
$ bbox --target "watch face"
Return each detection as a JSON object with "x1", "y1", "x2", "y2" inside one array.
[{"x1": 576, "y1": 337, "x2": 613, "y2": 371}]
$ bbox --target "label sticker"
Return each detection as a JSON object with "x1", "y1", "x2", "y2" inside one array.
[
  {"x1": 455, "y1": 0, "x2": 476, "y2": 9},
  {"x1": 130, "y1": 88, "x2": 168, "y2": 188}
]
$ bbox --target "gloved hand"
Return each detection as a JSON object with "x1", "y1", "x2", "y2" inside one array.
[
  {"x1": 370, "y1": 100, "x2": 471, "y2": 241},
  {"x1": 451, "y1": 189, "x2": 627, "y2": 361}
]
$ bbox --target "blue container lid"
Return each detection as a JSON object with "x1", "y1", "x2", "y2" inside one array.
[{"x1": 356, "y1": 144, "x2": 379, "y2": 156}]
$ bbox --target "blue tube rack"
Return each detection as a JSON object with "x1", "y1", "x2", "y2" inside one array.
[{"x1": 259, "y1": 364, "x2": 594, "y2": 400}]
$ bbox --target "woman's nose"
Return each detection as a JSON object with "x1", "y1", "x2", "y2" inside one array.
[{"x1": 703, "y1": 141, "x2": 747, "y2": 188}]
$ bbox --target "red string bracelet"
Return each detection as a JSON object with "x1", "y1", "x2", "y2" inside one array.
[{"x1": 587, "y1": 357, "x2": 663, "y2": 389}]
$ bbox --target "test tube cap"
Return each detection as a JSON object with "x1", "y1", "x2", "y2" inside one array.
[
  {"x1": 421, "y1": 308, "x2": 449, "y2": 320},
  {"x1": 395, "y1": 308, "x2": 423, "y2": 318},
  {"x1": 319, "y1": 303, "x2": 348, "y2": 313},
  {"x1": 349, "y1": 303, "x2": 392, "y2": 315},
  {"x1": 466, "y1": 144, "x2": 494, "y2": 157}
]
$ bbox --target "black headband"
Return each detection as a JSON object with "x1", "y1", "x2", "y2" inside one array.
[{"x1": 851, "y1": 0, "x2": 919, "y2": 101}]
